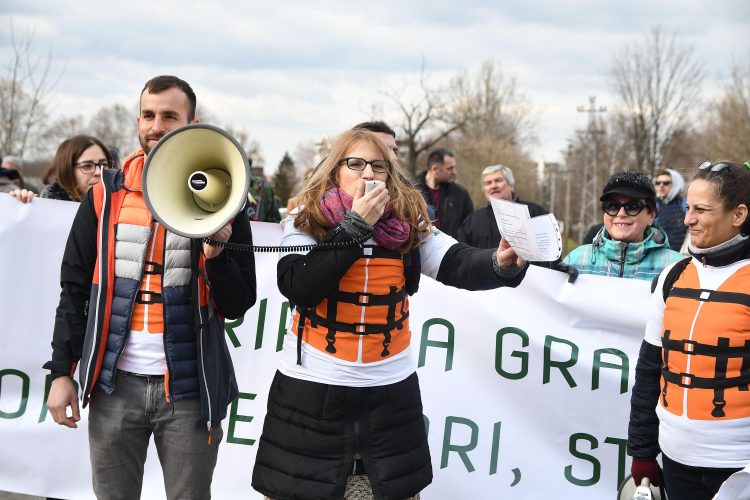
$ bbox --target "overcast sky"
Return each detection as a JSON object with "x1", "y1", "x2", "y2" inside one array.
[{"x1": 1, "y1": 0, "x2": 748, "y2": 172}]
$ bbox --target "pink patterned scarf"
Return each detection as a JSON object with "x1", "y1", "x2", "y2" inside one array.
[{"x1": 320, "y1": 187, "x2": 410, "y2": 250}]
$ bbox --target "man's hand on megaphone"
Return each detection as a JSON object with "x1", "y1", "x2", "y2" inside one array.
[
  {"x1": 631, "y1": 457, "x2": 661, "y2": 486},
  {"x1": 204, "y1": 223, "x2": 232, "y2": 259}
]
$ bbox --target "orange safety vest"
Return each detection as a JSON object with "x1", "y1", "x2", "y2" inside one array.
[
  {"x1": 660, "y1": 261, "x2": 750, "y2": 420},
  {"x1": 292, "y1": 246, "x2": 410, "y2": 364}
]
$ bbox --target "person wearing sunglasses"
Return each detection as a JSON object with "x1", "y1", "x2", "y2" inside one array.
[
  {"x1": 8, "y1": 135, "x2": 114, "y2": 204},
  {"x1": 628, "y1": 161, "x2": 750, "y2": 500},
  {"x1": 563, "y1": 170, "x2": 682, "y2": 281},
  {"x1": 252, "y1": 128, "x2": 528, "y2": 500},
  {"x1": 654, "y1": 169, "x2": 688, "y2": 252}
]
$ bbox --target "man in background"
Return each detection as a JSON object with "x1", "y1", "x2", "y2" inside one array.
[
  {"x1": 1, "y1": 155, "x2": 23, "y2": 172},
  {"x1": 458, "y1": 164, "x2": 547, "y2": 248},
  {"x1": 654, "y1": 169, "x2": 687, "y2": 251},
  {"x1": 413, "y1": 148, "x2": 473, "y2": 238},
  {"x1": 353, "y1": 120, "x2": 399, "y2": 159}
]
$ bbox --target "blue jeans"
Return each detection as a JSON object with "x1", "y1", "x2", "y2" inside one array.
[{"x1": 88, "y1": 370, "x2": 223, "y2": 500}]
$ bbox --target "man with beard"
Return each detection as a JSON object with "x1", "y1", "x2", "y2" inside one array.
[
  {"x1": 413, "y1": 148, "x2": 473, "y2": 237},
  {"x1": 43, "y1": 75, "x2": 257, "y2": 499}
]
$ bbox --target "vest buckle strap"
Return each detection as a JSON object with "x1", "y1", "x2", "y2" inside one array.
[
  {"x1": 356, "y1": 293, "x2": 372, "y2": 305},
  {"x1": 680, "y1": 373, "x2": 695, "y2": 388},
  {"x1": 325, "y1": 332, "x2": 337, "y2": 353},
  {"x1": 143, "y1": 260, "x2": 163, "y2": 275},
  {"x1": 682, "y1": 340, "x2": 696, "y2": 353},
  {"x1": 136, "y1": 290, "x2": 163, "y2": 304}
]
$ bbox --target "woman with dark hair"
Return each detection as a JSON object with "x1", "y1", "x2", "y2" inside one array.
[
  {"x1": 628, "y1": 161, "x2": 750, "y2": 500},
  {"x1": 9, "y1": 135, "x2": 112, "y2": 203},
  {"x1": 251, "y1": 128, "x2": 528, "y2": 499}
]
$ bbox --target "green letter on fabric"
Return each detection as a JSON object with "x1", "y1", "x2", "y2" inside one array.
[
  {"x1": 227, "y1": 392, "x2": 257, "y2": 446},
  {"x1": 277, "y1": 301, "x2": 290, "y2": 352},
  {"x1": 418, "y1": 318, "x2": 455, "y2": 371},
  {"x1": 0, "y1": 369, "x2": 30, "y2": 419},
  {"x1": 495, "y1": 327, "x2": 529, "y2": 380},
  {"x1": 440, "y1": 416, "x2": 479, "y2": 472},
  {"x1": 593, "y1": 348, "x2": 629, "y2": 394},
  {"x1": 565, "y1": 433, "x2": 600, "y2": 486},
  {"x1": 544, "y1": 336, "x2": 579, "y2": 387}
]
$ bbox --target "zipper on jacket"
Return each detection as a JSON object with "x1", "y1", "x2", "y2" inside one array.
[
  {"x1": 159, "y1": 225, "x2": 173, "y2": 403},
  {"x1": 82, "y1": 177, "x2": 109, "y2": 402},
  {"x1": 111, "y1": 221, "x2": 156, "y2": 391},
  {"x1": 352, "y1": 389, "x2": 362, "y2": 473},
  {"x1": 619, "y1": 244, "x2": 628, "y2": 277},
  {"x1": 197, "y1": 280, "x2": 214, "y2": 444}
]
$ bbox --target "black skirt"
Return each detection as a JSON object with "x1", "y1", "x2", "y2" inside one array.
[{"x1": 251, "y1": 371, "x2": 433, "y2": 500}]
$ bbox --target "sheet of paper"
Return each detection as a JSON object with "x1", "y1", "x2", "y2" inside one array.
[{"x1": 489, "y1": 198, "x2": 562, "y2": 261}]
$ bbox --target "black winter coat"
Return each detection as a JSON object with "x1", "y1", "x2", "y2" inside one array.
[{"x1": 413, "y1": 171, "x2": 473, "y2": 238}]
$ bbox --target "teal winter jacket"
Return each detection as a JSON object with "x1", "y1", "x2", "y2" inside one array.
[{"x1": 563, "y1": 225, "x2": 683, "y2": 281}]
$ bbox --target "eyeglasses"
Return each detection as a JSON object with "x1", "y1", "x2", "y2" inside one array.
[
  {"x1": 339, "y1": 157, "x2": 390, "y2": 174},
  {"x1": 602, "y1": 199, "x2": 648, "y2": 216},
  {"x1": 654, "y1": 180, "x2": 672, "y2": 186},
  {"x1": 74, "y1": 159, "x2": 111, "y2": 174}
]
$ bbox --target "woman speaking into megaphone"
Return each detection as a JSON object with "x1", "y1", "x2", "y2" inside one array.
[{"x1": 250, "y1": 127, "x2": 528, "y2": 499}]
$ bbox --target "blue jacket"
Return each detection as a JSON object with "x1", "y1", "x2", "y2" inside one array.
[
  {"x1": 656, "y1": 196, "x2": 687, "y2": 251},
  {"x1": 563, "y1": 224, "x2": 683, "y2": 281},
  {"x1": 44, "y1": 151, "x2": 257, "y2": 427}
]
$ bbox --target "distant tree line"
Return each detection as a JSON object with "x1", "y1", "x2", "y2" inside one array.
[{"x1": 2, "y1": 22, "x2": 748, "y2": 246}]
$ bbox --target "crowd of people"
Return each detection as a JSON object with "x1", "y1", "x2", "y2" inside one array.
[{"x1": 2, "y1": 73, "x2": 749, "y2": 500}]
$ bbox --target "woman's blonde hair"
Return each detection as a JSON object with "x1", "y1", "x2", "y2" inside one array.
[{"x1": 294, "y1": 129, "x2": 430, "y2": 252}]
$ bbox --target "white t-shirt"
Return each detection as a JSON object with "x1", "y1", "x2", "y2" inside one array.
[
  {"x1": 278, "y1": 215, "x2": 456, "y2": 387},
  {"x1": 646, "y1": 257, "x2": 750, "y2": 467}
]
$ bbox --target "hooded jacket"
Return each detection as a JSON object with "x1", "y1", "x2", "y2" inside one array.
[
  {"x1": 563, "y1": 224, "x2": 683, "y2": 281},
  {"x1": 655, "y1": 169, "x2": 687, "y2": 251},
  {"x1": 43, "y1": 149, "x2": 256, "y2": 427}
]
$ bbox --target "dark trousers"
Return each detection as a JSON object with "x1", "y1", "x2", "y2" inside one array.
[{"x1": 662, "y1": 454, "x2": 741, "y2": 500}]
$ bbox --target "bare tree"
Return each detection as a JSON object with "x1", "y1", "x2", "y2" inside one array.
[
  {"x1": 443, "y1": 61, "x2": 537, "y2": 205},
  {"x1": 0, "y1": 22, "x2": 63, "y2": 159},
  {"x1": 223, "y1": 125, "x2": 265, "y2": 173},
  {"x1": 36, "y1": 115, "x2": 86, "y2": 157},
  {"x1": 701, "y1": 57, "x2": 750, "y2": 162},
  {"x1": 89, "y1": 103, "x2": 139, "y2": 154},
  {"x1": 380, "y1": 61, "x2": 475, "y2": 176},
  {"x1": 610, "y1": 26, "x2": 704, "y2": 175}
]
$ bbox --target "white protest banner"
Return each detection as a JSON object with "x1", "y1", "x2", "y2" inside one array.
[{"x1": 0, "y1": 194, "x2": 650, "y2": 499}]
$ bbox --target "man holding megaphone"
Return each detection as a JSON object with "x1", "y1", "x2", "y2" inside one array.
[{"x1": 43, "y1": 75, "x2": 257, "y2": 500}]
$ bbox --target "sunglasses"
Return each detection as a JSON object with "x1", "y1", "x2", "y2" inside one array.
[
  {"x1": 602, "y1": 200, "x2": 648, "y2": 216},
  {"x1": 698, "y1": 161, "x2": 734, "y2": 174},
  {"x1": 654, "y1": 180, "x2": 672, "y2": 186}
]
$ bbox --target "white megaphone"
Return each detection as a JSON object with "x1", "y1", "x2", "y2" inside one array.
[
  {"x1": 142, "y1": 124, "x2": 250, "y2": 238},
  {"x1": 617, "y1": 475, "x2": 667, "y2": 500}
]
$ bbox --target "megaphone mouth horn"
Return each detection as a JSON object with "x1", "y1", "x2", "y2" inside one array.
[{"x1": 142, "y1": 124, "x2": 250, "y2": 238}]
